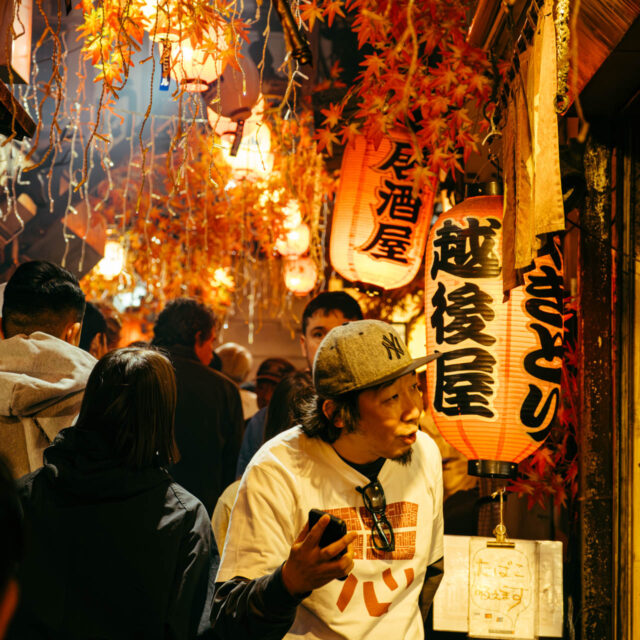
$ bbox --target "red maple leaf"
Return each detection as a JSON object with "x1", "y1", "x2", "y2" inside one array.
[
  {"x1": 321, "y1": 103, "x2": 343, "y2": 128},
  {"x1": 300, "y1": 1, "x2": 324, "y2": 31},
  {"x1": 314, "y1": 127, "x2": 340, "y2": 154},
  {"x1": 324, "y1": 0, "x2": 346, "y2": 27}
]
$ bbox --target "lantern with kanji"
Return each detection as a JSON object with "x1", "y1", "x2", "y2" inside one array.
[
  {"x1": 329, "y1": 131, "x2": 435, "y2": 289},
  {"x1": 425, "y1": 194, "x2": 563, "y2": 478}
]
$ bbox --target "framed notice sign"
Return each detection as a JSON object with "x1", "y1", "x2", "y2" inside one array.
[{"x1": 434, "y1": 535, "x2": 563, "y2": 639}]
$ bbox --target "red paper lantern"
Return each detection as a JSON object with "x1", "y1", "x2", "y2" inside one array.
[
  {"x1": 329, "y1": 132, "x2": 435, "y2": 289},
  {"x1": 425, "y1": 195, "x2": 563, "y2": 478}
]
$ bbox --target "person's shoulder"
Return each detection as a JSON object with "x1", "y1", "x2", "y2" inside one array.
[
  {"x1": 246, "y1": 426, "x2": 320, "y2": 474},
  {"x1": 414, "y1": 430, "x2": 443, "y2": 463},
  {"x1": 0, "y1": 332, "x2": 96, "y2": 370},
  {"x1": 167, "y1": 479, "x2": 211, "y2": 528}
]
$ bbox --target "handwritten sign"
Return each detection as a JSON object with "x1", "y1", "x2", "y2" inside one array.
[
  {"x1": 433, "y1": 535, "x2": 563, "y2": 639},
  {"x1": 468, "y1": 539, "x2": 535, "y2": 638}
]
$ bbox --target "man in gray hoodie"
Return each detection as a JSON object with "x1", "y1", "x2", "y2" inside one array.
[{"x1": 0, "y1": 261, "x2": 96, "y2": 478}]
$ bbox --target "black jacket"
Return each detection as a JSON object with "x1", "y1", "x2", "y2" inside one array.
[
  {"x1": 166, "y1": 345, "x2": 243, "y2": 516},
  {"x1": 9, "y1": 427, "x2": 212, "y2": 640}
]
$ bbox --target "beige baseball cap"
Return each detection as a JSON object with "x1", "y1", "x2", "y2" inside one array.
[{"x1": 313, "y1": 319, "x2": 440, "y2": 398}]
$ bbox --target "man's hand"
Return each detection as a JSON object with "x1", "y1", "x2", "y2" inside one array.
[{"x1": 281, "y1": 515, "x2": 358, "y2": 597}]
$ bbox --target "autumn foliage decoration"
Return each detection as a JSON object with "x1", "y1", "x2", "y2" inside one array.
[
  {"x1": 76, "y1": 0, "x2": 244, "y2": 96},
  {"x1": 81, "y1": 108, "x2": 336, "y2": 317},
  {"x1": 304, "y1": 0, "x2": 492, "y2": 187}
]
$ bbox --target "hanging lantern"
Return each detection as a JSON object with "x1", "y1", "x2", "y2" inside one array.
[
  {"x1": 205, "y1": 53, "x2": 260, "y2": 122},
  {"x1": 96, "y1": 240, "x2": 125, "y2": 280},
  {"x1": 161, "y1": 26, "x2": 226, "y2": 92},
  {"x1": 425, "y1": 194, "x2": 564, "y2": 478},
  {"x1": 208, "y1": 96, "x2": 266, "y2": 146},
  {"x1": 283, "y1": 256, "x2": 317, "y2": 295},
  {"x1": 330, "y1": 131, "x2": 436, "y2": 289},
  {"x1": 220, "y1": 121, "x2": 274, "y2": 178},
  {"x1": 275, "y1": 222, "x2": 310, "y2": 257}
]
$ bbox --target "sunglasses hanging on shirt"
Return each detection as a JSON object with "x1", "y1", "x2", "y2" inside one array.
[{"x1": 356, "y1": 479, "x2": 395, "y2": 552}]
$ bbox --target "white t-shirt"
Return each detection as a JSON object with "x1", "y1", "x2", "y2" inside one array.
[{"x1": 217, "y1": 426, "x2": 444, "y2": 639}]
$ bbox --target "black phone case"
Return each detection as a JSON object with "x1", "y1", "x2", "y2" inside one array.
[{"x1": 308, "y1": 508, "x2": 347, "y2": 557}]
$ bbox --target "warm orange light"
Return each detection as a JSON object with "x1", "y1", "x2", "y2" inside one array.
[
  {"x1": 424, "y1": 195, "x2": 564, "y2": 477},
  {"x1": 283, "y1": 256, "x2": 317, "y2": 295},
  {"x1": 220, "y1": 121, "x2": 274, "y2": 178},
  {"x1": 282, "y1": 199, "x2": 302, "y2": 229},
  {"x1": 162, "y1": 27, "x2": 226, "y2": 91},
  {"x1": 330, "y1": 131, "x2": 435, "y2": 290},
  {"x1": 96, "y1": 240, "x2": 125, "y2": 280},
  {"x1": 207, "y1": 54, "x2": 260, "y2": 122},
  {"x1": 275, "y1": 222, "x2": 310, "y2": 257}
]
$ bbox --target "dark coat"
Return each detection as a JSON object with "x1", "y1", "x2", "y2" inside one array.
[
  {"x1": 9, "y1": 427, "x2": 212, "y2": 640},
  {"x1": 166, "y1": 345, "x2": 243, "y2": 516}
]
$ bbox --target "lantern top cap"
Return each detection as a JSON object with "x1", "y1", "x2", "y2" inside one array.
[{"x1": 313, "y1": 319, "x2": 440, "y2": 398}]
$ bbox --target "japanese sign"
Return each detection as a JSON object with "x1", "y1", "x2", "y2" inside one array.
[
  {"x1": 425, "y1": 195, "x2": 563, "y2": 465},
  {"x1": 433, "y1": 535, "x2": 564, "y2": 638},
  {"x1": 330, "y1": 133, "x2": 435, "y2": 289}
]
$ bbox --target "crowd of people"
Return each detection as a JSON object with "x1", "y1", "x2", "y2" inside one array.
[{"x1": 0, "y1": 260, "x2": 452, "y2": 639}]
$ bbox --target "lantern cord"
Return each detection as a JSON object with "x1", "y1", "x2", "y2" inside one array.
[{"x1": 487, "y1": 488, "x2": 515, "y2": 548}]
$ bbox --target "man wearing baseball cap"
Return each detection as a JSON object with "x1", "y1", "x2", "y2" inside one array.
[{"x1": 211, "y1": 320, "x2": 443, "y2": 639}]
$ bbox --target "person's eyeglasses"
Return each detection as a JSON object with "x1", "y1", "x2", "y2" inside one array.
[{"x1": 356, "y1": 479, "x2": 395, "y2": 552}]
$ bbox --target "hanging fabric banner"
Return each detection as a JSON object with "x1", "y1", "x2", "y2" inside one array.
[{"x1": 330, "y1": 132, "x2": 435, "y2": 289}]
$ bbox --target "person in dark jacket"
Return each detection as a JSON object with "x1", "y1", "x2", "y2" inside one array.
[
  {"x1": 152, "y1": 298, "x2": 243, "y2": 516},
  {"x1": 8, "y1": 348, "x2": 212, "y2": 640}
]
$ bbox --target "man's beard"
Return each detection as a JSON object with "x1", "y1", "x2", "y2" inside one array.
[{"x1": 392, "y1": 448, "x2": 413, "y2": 466}]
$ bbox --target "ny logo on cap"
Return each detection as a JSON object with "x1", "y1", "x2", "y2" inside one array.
[{"x1": 381, "y1": 333, "x2": 404, "y2": 360}]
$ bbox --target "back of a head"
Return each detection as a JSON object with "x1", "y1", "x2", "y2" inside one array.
[
  {"x1": 215, "y1": 342, "x2": 253, "y2": 384},
  {"x1": 75, "y1": 348, "x2": 178, "y2": 469},
  {"x1": 151, "y1": 297, "x2": 215, "y2": 349},
  {"x1": 79, "y1": 302, "x2": 108, "y2": 353},
  {"x1": 264, "y1": 371, "x2": 314, "y2": 442},
  {"x1": 301, "y1": 291, "x2": 363, "y2": 334},
  {"x1": 1, "y1": 261, "x2": 85, "y2": 339}
]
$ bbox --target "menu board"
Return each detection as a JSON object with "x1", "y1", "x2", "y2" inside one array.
[{"x1": 433, "y1": 535, "x2": 563, "y2": 639}]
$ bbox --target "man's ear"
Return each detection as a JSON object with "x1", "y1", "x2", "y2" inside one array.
[
  {"x1": 299, "y1": 334, "x2": 308, "y2": 360},
  {"x1": 62, "y1": 321, "x2": 82, "y2": 347},
  {"x1": 322, "y1": 399, "x2": 344, "y2": 429},
  {"x1": 0, "y1": 579, "x2": 19, "y2": 638},
  {"x1": 89, "y1": 332, "x2": 108, "y2": 359}
]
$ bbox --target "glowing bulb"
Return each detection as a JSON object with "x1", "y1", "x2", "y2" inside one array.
[
  {"x1": 96, "y1": 241, "x2": 125, "y2": 280},
  {"x1": 275, "y1": 223, "x2": 310, "y2": 257},
  {"x1": 284, "y1": 256, "x2": 317, "y2": 295}
]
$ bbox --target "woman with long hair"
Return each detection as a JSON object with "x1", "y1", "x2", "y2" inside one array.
[{"x1": 10, "y1": 348, "x2": 212, "y2": 639}]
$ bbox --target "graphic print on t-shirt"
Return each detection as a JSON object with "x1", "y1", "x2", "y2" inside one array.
[{"x1": 324, "y1": 501, "x2": 418, "y2": 616}]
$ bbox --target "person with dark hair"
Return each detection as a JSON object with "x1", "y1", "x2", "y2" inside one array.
[
  {"x1": 235, "y1": 292, "x2": 363, "y2": 478},
  {"x1": 212, "y1": 371, "x2": 313, "y2": 551},
  {"x1": 78, "y1": 301, "x2": 109, "y2": 359},
  {"x1": 0, "y1": 261, "x2": 95, "y2": 478},
  {"x1": 235, "y1": 357, "x2": 296, "y2": 477},
  {"x1": 8, "y1": 348, "x2": 212, "y2": 640},
  {"x1": 212, "y1": 320, "x2": 443, "y2": 639},
  {"x1": 300, "y1": 291, "x2": 364, "y2": 369},
  {"x1": 0, "y1": 456, "x2": 24, "y2": 639},
  {"x1": 152, "y1": 297, "x2": 243, "y2": 516}
]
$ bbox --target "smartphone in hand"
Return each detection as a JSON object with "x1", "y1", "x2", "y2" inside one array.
[{"x1": 308, "y1": 509, "x2": 348, "y2": 558}]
